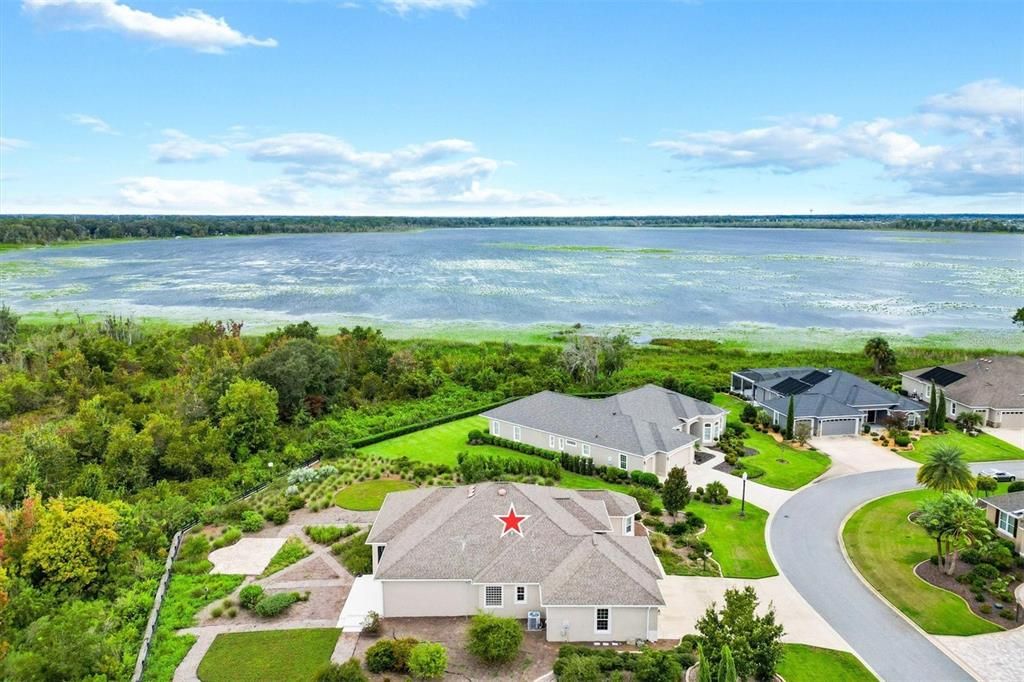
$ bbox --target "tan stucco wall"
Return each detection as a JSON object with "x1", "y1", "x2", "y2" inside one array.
[
  {"x1": 544, "y1": 606, "x2": 658, "y2": 642},
  {"x1": 489, "y1": 418, "x2": 650, "y2": 472},
  {"x1": 381, "y1": 581, "x2": 478, "y2": 617},
  {"x1": 475, "y1": 584, "x2": 542, "y2": 619}
]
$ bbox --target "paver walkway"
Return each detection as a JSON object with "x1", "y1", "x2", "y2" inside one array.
[
  {"x1": 936, "y1": 627, "x2": 1024, "y2": 682},
  {"x1": 687, "y1": 452, "x2": 792, "y2": 513}
]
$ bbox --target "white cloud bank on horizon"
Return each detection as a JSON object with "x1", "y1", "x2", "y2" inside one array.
[
  {"x1": 23, "y1": 0, "x2": 277, "y2": 53},
  {"x1": 652, "y1": 79, "x2": 1024, "y2": 197}
]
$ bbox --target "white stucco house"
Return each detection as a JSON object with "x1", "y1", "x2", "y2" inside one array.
[
  {"x1": 480, "y1": 384, "x2": 727, "y2": 478},
  {"x1": 366, "y1": 482, "x2": 663, "y2": 643},
  {"x1": 901, "y1": 356, "x2": 1024, "y2": 429}
]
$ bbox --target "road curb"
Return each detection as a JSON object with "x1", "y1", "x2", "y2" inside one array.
[{"x1": 837, "y1": 490, "x2": 986, "y2": 682}]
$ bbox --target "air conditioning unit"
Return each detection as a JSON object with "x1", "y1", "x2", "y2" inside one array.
[{"x1": 527, "y1": 611, "x2": 543, "y2": 631}]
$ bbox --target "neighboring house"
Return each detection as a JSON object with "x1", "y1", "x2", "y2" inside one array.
[
  {"x1": 900, "y1": 356, "x2": 1024, "y2": 429},
  {"x1": 730, "y1": 367, "x2": 926, "y2": 436},
  {"x1": 366, "y1": 482, "x2": 664, "y2": 642},
  {"x1": 481, "y1": 385, "x2": 727, "y2": 478},
  {"x1": 978, "y1": 491, "x2": 1024, "y2": 556}
]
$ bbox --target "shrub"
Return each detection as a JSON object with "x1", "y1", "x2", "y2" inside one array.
[
  {"x1": 179, "y1": 533, "x2": 211, "y2": 562},
  {"x1": 1008, "y1": 481, "x2": 1024, "y2": 493},
  {"x1": 627, "y1": 485, "x2": 656, "y2": 512},
  {"x1": 704, "y1": 481, "x2": 729, "y2": 505},
  {"x1": 305, "y1": 525, "x2": 350, "y2": 544},
  {"x1": 893, "y1": 434, "x2": 911, "y2": 447},
  {"x1": 408, "y1": 642, "x2": 448, "y2": 679},
  {"x1": 240, "y1": 510, "x2": 265, "y2": 533},
  {"x1": 228, "y1": 607, "x2": 238, "y2": 618},
  {"x1": 556, "y1": 655, "x2": 602, "y2": 682},
  {"x1": 211, "y1": 607, "x2": 223, "y2": 618},
  {"x1": 999, "y1": 608, "x2": 1015, "y2": 620},
  {"x1": 741, "y1": 404, "x2": 758, "y2": 423},
  {"x1": 362, "y1": 610, "x2": 381, "y2": 635},
  {"x1": 262, "y1": 537, "x2": 312, "y2": 576},
  {"x1": 253, "y1": 591, "x2": 301, "y2": 617},
  {"x1": 211, "y1": 526, "x2": 242, "y2": 550},
  {"x1": 268, "y1": 509, "x2": 289, "y2": 525},
  {"x1": 315, "y1": 660, "x2": 368, "y2": 682},
  {"x1": 980, "y1": 604, "x2": 992, "y2": 614},
  {"x1": 333, "y1": 531, "x2": 372, "y2": 575},
  {"x1": 969, "y1": 563, "x2": 1000, "y2": 581},
  {"x1": 467, "y1": 613, "x2": 523, "y2": 663},
  {"x1": 239, "y1": 584, "x2": 264, "y2": 609},
  {"x1": 365, "y1": 638, "x2": 419, "y2": 673}
]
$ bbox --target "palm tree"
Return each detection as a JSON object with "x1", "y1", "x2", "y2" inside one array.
[
  {"x1": 864, "y1": 336, "x2": 896, "y2": 374},
  {"x1": 916, "y1": 445, "x2": 974, "y2": 493}
]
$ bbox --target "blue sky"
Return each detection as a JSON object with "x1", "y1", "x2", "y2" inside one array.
[{"x1": 1, "y1": 0, "x2": 1021, "y2": 215}]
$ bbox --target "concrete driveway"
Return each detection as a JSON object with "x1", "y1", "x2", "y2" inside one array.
[
  {"x1": 983, "y1": 426, "x2": 1024, "y2": 449},
  {"x1": 809, "y1": 435, "x2": 916, "y2": 479},
  {"x1": 770, "y1": 461, "x2": 1024, "y2": 682},
  {"x1": 659, "y1": 575, "x2": 850, "y2": 652}
]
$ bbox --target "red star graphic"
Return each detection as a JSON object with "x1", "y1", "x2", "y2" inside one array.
[{"x1": 495, "y1": 503, "x2": 529, "y2": 537}]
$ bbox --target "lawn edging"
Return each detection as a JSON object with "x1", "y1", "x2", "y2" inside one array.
[{"x1": 836, "y1": 490, "x2": 987, "y2": 682}]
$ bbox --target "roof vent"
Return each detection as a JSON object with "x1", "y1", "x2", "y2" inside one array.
[{"x1": 497, "y1": 487, "x2": 507, "y2": 497}]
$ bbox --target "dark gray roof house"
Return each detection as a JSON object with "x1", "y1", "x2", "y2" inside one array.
[
  {"x1": 731, "y1": 367, "x2": 926, "y2": 436},
  {"x1": 481, "y1": 385, "x2": 727, "y2": 477}
]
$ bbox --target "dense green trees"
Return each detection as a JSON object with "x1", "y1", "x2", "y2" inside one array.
[
  {"x1": 695, "y1": 587, "x2": 784, "y2": 681},
  {"x1": 863, "y1": 337, "x2": 896, "y2": 374}
]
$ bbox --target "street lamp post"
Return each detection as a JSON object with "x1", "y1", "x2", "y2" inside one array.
[{"x1": 740, "y1": 471, "x2": 748, "y2": 518}]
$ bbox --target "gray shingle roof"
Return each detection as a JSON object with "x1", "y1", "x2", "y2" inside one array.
[
  {"x1": 482, "y1": 385, "x2": 724, "y2": 456},
  {"x1": 368, "y1": 482, "x2": 664, "y2": 607},
  {"x1": 762, "y1": 394, "x2": 863, "y2": 419},
  {"x1": 981, "y1": 491, "x2": 1024, "y2": 516},
  {"x1": 576, "y1": 489, "x2": 641, "y2": 517},
  {"x1": 740, "y1": 368, "x2": 926, "y2": 416},
  {"x1": 903, "y1": 357, "x2": 1024, "y2": 410}
]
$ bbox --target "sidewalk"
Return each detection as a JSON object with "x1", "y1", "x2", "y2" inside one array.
[{"x1": 687, "y1": 452, "x2": 792, "y2": 513}]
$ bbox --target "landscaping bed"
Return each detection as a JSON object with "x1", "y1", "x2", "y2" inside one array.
[{"x1": 914, "y1": 560, "x2": 1022, "y2": 628}]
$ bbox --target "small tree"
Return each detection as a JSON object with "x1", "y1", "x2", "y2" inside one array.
[
  {"x1": 926, "y1": 383, "x2": 938, "y2": 430},
  {"x1": 467, "y1": 613, "x2": 522, "y2": 664},
  {"x1": 1013, "y1": 306, "x2": 1024, "y2": 329},
  {"x1": 662, "y1": 467, "x2": 692, "y2": 517},
  {"x1": 407, "y1": 642, "x2": 447, "y2": 680},
  {"x1": 975, "y1": 475, "x2": 998, "y2": 497},
  {"x1": 936, "y1": 391, "x2": 948, "y2": 429},
  {"x1": 784, "y1": 396, "x2": 795, "y2": 441},
  {"x1": 741, "y1": 404, "x2": 758, "y2": 423},
  {"x1": 716, "y1": 645, "x2": 737, "y2": 682},
  {"x1": 864, "y1": 336, "x2": 897, "y2": 374},
  {"x1": 695, "y1": 587, "x2": 784, "y2": 681},
  {"x1": 917, "y1": 445, "x2": 974, "y2": 493},
  {"x1": 793, "y1": 421, "x2": 811, "y2": 446},
  {"x1": 697, "y1": 643, "x2": 713, "y2": 682},
  {"x1": 955, "y1": 411, "x2": 983, "y2": 433}
]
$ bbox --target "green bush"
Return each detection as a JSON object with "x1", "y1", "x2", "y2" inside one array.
[
  {"x1": 365, "y1": 638, "x2": 419, "y2": 673},
  {"x1": 305, "y1": 525, "x2": 357, "y2": 544},
  {"x1": 893, "y1": 434, "x2": 912, "y2": 447},
  {"x1": 333, "y1": 531, "x2": 372, "y2": 575},
  {"x1": 457, "y1": 450, "x2": 561, "y2": 483},
  {"x1": 315, "y1": 660, "x2": 368, "y2": 682},
  {"x1": 253, "y1": 591, "x2": 301, "y2": 617},
  {"x1": 556, "y1": 655, "x2": 602, "y2": 682},
  {"x1": 240, "y1": 510, "x2": 265, "y2": 532},
  {"x1": 262, "y1": 537, "x2": 312, "y2": 577},
  {"x1": 407, "y1": 642, "x2": 448, "y2": 679},
  {"x1": 211, "y1": 526, "x2": 242, "y2": 549},
  {"x1": 1008, "y1": 481, "x2": 1024, "y2": 493},
  {"x1": 179, "y1": 533, "x2": 211, "y2": 562},
  {"x1": 239, "y1": 584, "x2": 264, "y2": 609},
  {"x1": 467, "y1": 613, "x2": 522, "y2": 663},
  {"x1": 268, "y1": 509, "x2": 290, "y2": 525}
]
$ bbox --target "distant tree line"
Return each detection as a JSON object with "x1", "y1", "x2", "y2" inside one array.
[{"x1": 0, "y1": 213, "x2": 1019, "y2": 244}]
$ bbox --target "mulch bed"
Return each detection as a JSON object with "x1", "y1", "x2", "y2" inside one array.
[
  {"x1": 694, "y1": 450, "x2": 715, "y2": 465},
  {"x1": 914, "y1": 561, "x2": 1023, "y2": 628},
  {"x1": 713, "y1": 462, "x2": 734, "y2": 475}
]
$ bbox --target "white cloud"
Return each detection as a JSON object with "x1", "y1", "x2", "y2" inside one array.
[
  {"x1": 66, "y1": 112, "x2": 117, "y2": 134},
  {"x1": 0, "y1": 137, "x2": 30, "y2": 151},
  {"x1": 23, "y1": 0, "x2": 277, "y2": 53},
  {"x1": 379, "y1": 0, "x2": 482, "y2": 17},
  {"x1": 243, "y1": 133, "x2": 476, "y2": 169},
  {"x1": 117, "y1": 176, "x2": 305, "y2": 211},
  {"x1": 150, "y1": 129, "x2": 229, "y2": 163},
  {"x1": 652, "y1": 79, "x2": 1023, "y2": 197}
]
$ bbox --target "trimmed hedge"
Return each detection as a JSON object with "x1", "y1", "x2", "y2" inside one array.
[
  {"x1": 254, "y1": 591, "x2": 301, "y2": 617},
  {"x1": 457, "y1": 451, "x2": 561, "y2": 483}
]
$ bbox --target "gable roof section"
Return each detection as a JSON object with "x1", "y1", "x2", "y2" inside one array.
[
  {"x1": 981, "y1": 491, "x2": 1024, "y2": 516},
  {"x1": 904, "y1": 357, "x2": 1024, "y2": 409},
  {"x1": 742, "y1": 367, "x2": 926, "y2": 414},
  {"x1": 371, "y1": 482, "x2": 664, "y2": 607},
  {"x1": 763, "y1": 394, "x2": 863, "y2": 419},
  {"x1": 482, "y1": 384, "x2": 724, "y2": 456}
]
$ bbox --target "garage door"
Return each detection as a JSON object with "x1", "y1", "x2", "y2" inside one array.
[
  {"x1": 1000, "y1": 411, "x2": 1024, "y2": 428},
  {"x1": 818, "y1": 418, "x2": 859, "y2": 436}
]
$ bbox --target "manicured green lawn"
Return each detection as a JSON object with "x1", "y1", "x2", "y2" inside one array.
[
  {"x1": 361, "y1": 413, "x2": 777, "y2": 578},
  {"x1": 900, "y1": 425, "x2": 1024, "y2": 464},
  {"x1": 197, "y1": 629, "x2": 339, "y2": 682},
  {"x1": 842, "y1": 489, "x2": 1001, "y2": 635},
  {"x1": 692, "y1": 498, "x2": 776, "y2": 578},
  {"x1": 777, "y1": 644, "x2": 877, "y2": 682},
  {"x1": 713, "y1": 394, "x2": 831, "y2": 490},
  {"x1": 334, "y1": 479, "x2": 417, "y2": 510}
]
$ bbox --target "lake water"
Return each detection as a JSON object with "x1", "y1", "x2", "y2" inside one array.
[{"x1": 2, "y1": 227, "x2": 1022, "y2": 341}]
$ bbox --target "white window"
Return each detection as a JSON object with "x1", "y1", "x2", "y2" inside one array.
[
  {"x1": 582, "y1": 443, "x2": 591, "y2": 457},
  {"x1": 490, "y1": 420, "x2": 500, "y2": 436},
  {"x1": 713, "y1": 422, "x2": 720, "y2": 439},
  {"x1": 625, "y1": 515, "x2": 633, "y2": 535},
  {"x1": 549, "y1": 435, "x2": 556, "y2": 448},
  {"x1": 595, "y1": 608, "x2": 610, "y2": 633},
  {"x1": 997, "y1": 511, "x2": 1016, "y2": 536},
  {"x1": 513, "y1": 425, "x2": 522, "y2": 442},
  {"x1": 515, "y1": 586, "x2": 526, "y2": 603},
  {"x1": 619, "y1": 453, "x2": 628, "y2": 470},
  {"x1": 558, "y1": 437, "x2": 565, "y2": 451},
  {"x1": 565, "y1": 439, "x2": 577, "y2": 447},
  {"x1": 951, "y1": 403, "x2": 957, "y2": 416},
  {"x1": 484, "y1": 585, "x2": 503, "y2": 608},
  {"x1": 703, "y1": 422, "x2": 712, "y2": 441}
]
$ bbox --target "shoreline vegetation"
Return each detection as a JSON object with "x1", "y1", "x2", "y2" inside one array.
[{"x1": 1, "y1": 213, "x2": 1021, "y2": 245}]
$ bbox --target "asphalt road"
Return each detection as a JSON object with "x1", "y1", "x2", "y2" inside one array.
[{"x1": 770, "y1": 461, "x2": 1024, "y2": 682}]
